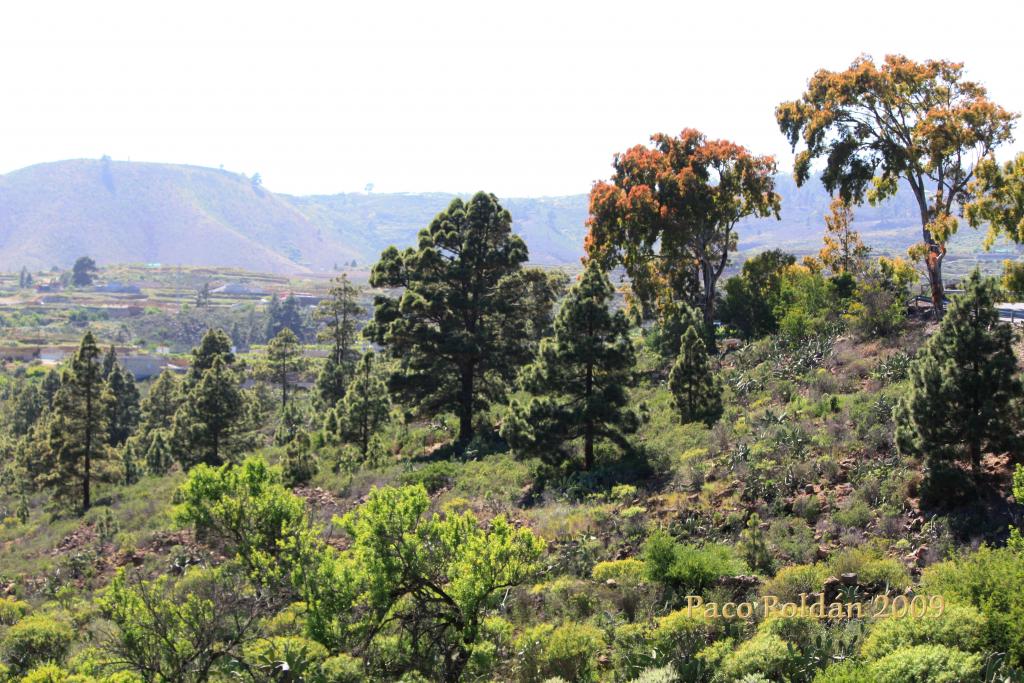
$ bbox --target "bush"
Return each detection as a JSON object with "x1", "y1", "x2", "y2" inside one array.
[
  {"x1": 828, "y1": 548, "x2": 910, "y2": 592},
  {"x1": 763, "y1": 563, "x2": 829, "y2": 603},
  {"x1": 0, "y1": 597, "x2": 31, "y2": 625},
  {"x1": 757, "y1": 610, "x2": 825, "y2": 653},
  {"x1": 716, "y1": 632, "x2": 799, "y2": 681},
  {"x1": 243, "y1": 636, "x2": 329, "y2": 678},
  {"x1": 643, "y1": 532, "x2": 745, "y2": 595},
  {"x1": 861, "y1": 604, "x2": 987, "y2": 659},
  {"x1": 833, "y1": 499, "x2": 872, "y2": 529},
  {"x1": 866, "y1": 644, "x2": 982, "y2": 683},
  {"x1": 592, "y1": 558, "x2": 646, "y2": 584},
  {"x1": 812, "y1": 661, "x2": 870, "y2": 683},
  {"x1": 629, "y1": 666, "x2": 679, "y2": 683},
  {"x1": 0, "y1": 614, "x2": 74, "y2": 674},
  {"x1": 652, "y1": 609, "x2": 723, "y2": 663},
  {"x1": 519, "y1": 622, "x2": 604, "y2": 683},
  {"x1": 920, "y1": 546, "x2": 1024, "y2": 666},
  {"x1": 18, "y1": 664, "x2": 95, "y2": 683},
  {"x1": 398, "y1": 461, "x2": 458, "y2": 493},
  {"x1": 320, "y1": 653, "x2": 364, "y2": 683}
]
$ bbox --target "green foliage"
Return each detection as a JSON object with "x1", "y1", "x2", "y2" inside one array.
[
  {"x1": 307, "y1": 484, "x2": 545, "y2": 681},
  {"x1": 37, "y1": 331, "x2": 112, "y2": 513},
  {"x1": 98, "y1": 565, "x2": 264, "y2": 682},
  {"x1": 313, "y1": 274, "x2": 362, "y2": 404},
  {"x1": 861, "y1": 603, "x2": 987, "y2": 659},
  {"x1": 367, "y1": 192, "x2": 530, "y2": 444},
  {"x1": 502, "y1": 261, "x2": 639, "y2": 471},
  {"x1": 719, "y1": 249, "x2": 796, "y2": 339},
  {"x1": 71, "y1": 256, "x2": 98, "y2": 287},
  {"x1": 518, "y1": 622, "x2": 604, "y2": 683},
  {"x1": 763, "y1": 563, "x2": 829, "y2": 603},
  {"x1": 337, "y1": 352, "x2": 390, "y2": 457},
  {"x1": 172, "y1": 356, "x2": 245, "y2": 468},
  {"x1": 649, "y1": 300, "x2": 705, "y2": 359},
  {"x1": 0, "y1": 613, "x2": 74, "y2": 675},
  {"x1": 738, "y1": 513, "x2": 773, "y2": 573},
  {"x1": 715, "y1": 632, "x2": 799, "y2": 682},
  {"x1": 896, "y1": 270, "x2": 1023, "y2": 477},
  {"x1": 105, "y1": 363, "x2": 140, "y2": 447},
  {"x1": 591, "y1": 558, "x2": 646, "y2": 584},
  {"x1": 866, "y1": 644, "x2": 982, "y2": 683},
  {"x1": 921, "y1": 546, "x2": 1024, "y2": 665},
  {"x1": 844, "y1": 257, "x2": 915, "y2": 339},
  {"x1": 669, "y1": 325, "x2": 723, "y2": 426},
  {"x1": 174, "y1": 457, "x2": 315, "y2": 585},
  {"x1": 643, "y1": 531, "x2": 745, "y2": 595},
  {"x1": 265, "y1": 327, "x2": 302, "y2": 410},
  {"x1": 0, "y1": 597, "x2": 31, "y2": 625}
]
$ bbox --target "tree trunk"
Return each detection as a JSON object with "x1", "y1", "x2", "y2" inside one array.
[
  {"x1": 83, "y1": 382, "x2": 92, "y2": 513},
  {"x1": 457, "y1": 365, "x2": 474, "y2": 446},
  {"x1": 584, "y1": 362, "x2": 594, "y2": 471},
  {"x1": 700, "y1": 257, "x2": 718, "y2": 353}
]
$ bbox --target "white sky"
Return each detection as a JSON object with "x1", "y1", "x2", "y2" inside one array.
[{"x1": 1, "y1": 1, "x2": 1022, "y2": 197}]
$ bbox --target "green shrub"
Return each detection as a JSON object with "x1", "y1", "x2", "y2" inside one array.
[
  {"x1": 812, "y1": 661, "x2": 870, "y2": 683},
  {"x1": 398, "y1": 461, "x2": 458, "y2": 493},
  {"x1": 320, "y1": 653, "x2": 364, "y2": 683},
  {"x1": 543, "y1": 623, "x2": 604, "y2": 683},
  {"x1": 0, "y1": 614, "x2": 74, "y2": 674},
  {"x1": 592, "y1": 558, "x2": 646, "y2": 584},
  {"x1": 652, "y1": 609, "x2": 723, "y2": 663},
  {"x1": 828, "y1": 548, "x2": 910, "y2": 591},
  {"x1": 763, "y1": 563, "x2": 829, "y2": 603},
  {"x1": 243, "y1": 636, "x2": 329, "y2": 677},
  {"x1": 757, "y1": 610, "x2": 825, "y2": 653},
  {"x1": 0, "y1": 597, "x2": 31, "y2": 625},
  {"x1": 629, "y1": 666, "x2": 679, "y2": 683},
  {"x1": 766, "y1": 518, "x2": 817, "y2": 563},
  {"x1": 716, "y1": 632, "x2": 799, "y2": 681},
  {"x1": 833, "y1": 499, "x2": 872, "y2": 529},
  {"x1": 643, "y1": 532, "x2": 745, "y2": 595},
  {"x1": 920, "y1": 546, "x2": 1024, "y2": 665},
  {"x1": 866, "y1": 644, "x2": 982, "y2": 683},
  {"x1": 18, "y1": 664, "x2": 95, "y2": 683},
  {"x1": 861, "y1": 603, "x2": 987, "y2": 659}
]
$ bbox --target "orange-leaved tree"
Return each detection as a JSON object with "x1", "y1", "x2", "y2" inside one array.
[
  {"x1": 777, "y1": 54, "x2": 1017, "y2": 318},
  {"x1": 585, "y1": 129, "x2": 779, "y2": 350}
]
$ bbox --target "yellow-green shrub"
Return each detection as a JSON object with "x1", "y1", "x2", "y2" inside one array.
[
  {"x1": 762, "y1": 563, "x2": 829, "y2": 603},
  {"x1": 0, "y1": 614, "x2": 74, "y2": 674},
  {"x1": 861, "y1": 603, "x2": 986, "y2": 659},
  {"x1": 0, "y1": 597, "x2": 31, "y2": 626},
  {"x1": 592, "y1": 558, "x2": 646, "y2": 584},
  {"x1": 715, "y1": 632, "x2": 799, "y2": 681},
  {"x1": 866, "y1": 644, "x2": 981, "y2": 683}
]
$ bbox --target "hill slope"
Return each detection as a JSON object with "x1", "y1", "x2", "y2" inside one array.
[{"x1": 0, "y1": 159, "x2": 1019, "y2": 274}]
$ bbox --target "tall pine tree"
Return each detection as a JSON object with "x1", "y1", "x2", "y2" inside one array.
[
  {"x1": 668, "y1": 325, "x2": 723, "y2": 426},
  {"x1": 106, "y1": 363, "x2": 141, "y2": 446},
  {"x1": 896, "y1": 269, "x2": 1023, "y2": 477},
  {"x1": 314, "y1": 274, "x2": 362, "y2": 405},
  {"x1": 185, "y1": 329, "x2": 234, "y2": 388},
  {"x1": 40, "y1": 331, "x2": 111, "y2": 513},
  {"x1": 501, "y1": 261, "x2": 638, "y2": 471},
  {"x1": 367, "y1": 192, "x2": 530, "y2": 445},
  {"x1": 266, "y1": 327, "x2": 301, "y2": 410},
  {"x1": 338, "y1": 352, "x2": 391, "y2": 457},
  {"x1": 173, "y1": 356, "x2": 244, "y2": 468}
]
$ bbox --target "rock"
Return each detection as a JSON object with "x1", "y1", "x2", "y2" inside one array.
[
  {"x1": 804, "y1": 483, "x2": 816, "y2": 494},
  {"x1": 822, "y1": 576, "x2": 842, "y2": 602},
  {"x1": 903, "y1": 545, "x2": 929, "y2": 567},
  {"x1": 840, "y1": 572, "x2": 858, "y2": 586},
  {"x1": 605, "y1": 578, "x2": 619, "y2": 588},
  {"x1": 816, "y1": 545, "x2": 830, "y2": 561}
]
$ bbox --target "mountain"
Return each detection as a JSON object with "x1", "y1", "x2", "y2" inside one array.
[{"x1": 0, "y1": 159, "x2": 1017, "y2": 274}]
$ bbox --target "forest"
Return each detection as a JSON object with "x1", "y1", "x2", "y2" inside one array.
[{"x1": 0, "y1": 54, "x2": 1024, "y2": 683}]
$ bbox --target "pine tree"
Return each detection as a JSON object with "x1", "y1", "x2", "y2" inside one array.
[
  {"x1": 185, "y1": 329, "x2": 234, "y2": 388},
  {"x1": 367, "y1": 192, "x2": 530, "y2": 445},
  {"x1": 314, "y1": 275, "x2": 361, "y2": 366},
  {"x1": 138, "y1": 369, "x2": 182, "y2": 444},
  {"x1": 266, "y1": 294, "x2": 305, "y2": 341},
  {"x1": 668, "y1": 325, "x2": 723, "y2": 426},
  {"x1": 40, "y1": 331, "x2": 111, "y2": 513},
  {"x1": 173, "y1": 356, "x2": 244, "y2": 468},
  {"x1": 145, "y1": 429, "x2": 173, "y2": 475},
  {"x1": 266, "y1": 327, "x2": 301, "y2": 410},
  {"x1": 651, "y1": 300, "x2": 705, "y2": 359},
  {"x1": 501, "y1": 261, "x2": 639, "y2": 471},
  {"x1": 339, "y1": 352, "x2": 391, "y2": 457},
  {"x1": 896, "y1": 269, "x2": 1023, "y2": 477},
  {"x1": 106, "y1": 363, "x2": 141, "y2": 446},
  {"x1": 101, "y1": 344, "x2": 119, "y2": 380},
  {"x1": 313, "y1": 275, "x2": 362, "y2": 405}
]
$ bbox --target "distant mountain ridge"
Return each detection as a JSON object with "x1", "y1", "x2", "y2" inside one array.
[{"x1": 0, "y1": 159, "x2": 1016, "y2": 274}]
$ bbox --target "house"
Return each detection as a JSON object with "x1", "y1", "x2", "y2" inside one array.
[
  {"x1": 211, "y1": 282, "x2": 269, "y2": 297},
  {"x1": 96, "y1": 281, "x2": 143, "y2": 295}
]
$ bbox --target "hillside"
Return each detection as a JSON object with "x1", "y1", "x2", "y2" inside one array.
[{"x1": 1, "y1": 159, "x2": 1021, "y2": 275}]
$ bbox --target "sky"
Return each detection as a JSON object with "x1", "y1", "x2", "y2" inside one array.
[{"x1": 1, "y1": 1, "x2": 1022, "y2": 197}]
